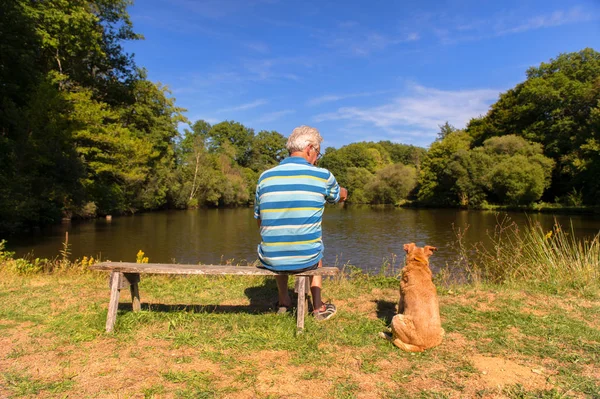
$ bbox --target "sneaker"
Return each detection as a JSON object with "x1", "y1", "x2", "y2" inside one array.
[
  {"x1": 313, "y1": 303, "x2": 337, "y2": 321},
  {"x1": 274, "y1": 302, "x2": 291, "y2": 315}
]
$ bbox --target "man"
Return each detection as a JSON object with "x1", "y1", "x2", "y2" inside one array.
[{"x1": 254, "y1": 125, "x2": 348, "y2": 321}]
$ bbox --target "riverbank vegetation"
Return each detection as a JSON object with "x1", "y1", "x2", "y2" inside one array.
[
  {"x1": 1, "y1": 0, "x2": 599, "y2": 235},
  {"x1": 1, "y1": 223, "x2": 599, "y2": 398}
]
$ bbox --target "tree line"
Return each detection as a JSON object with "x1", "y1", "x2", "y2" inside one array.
[
  {"x1": 1, "y1": 1, "x2": 598, "y2": 234},
  {"x1": 324, "y1": 48, "x2": 600, "y2": 209}
]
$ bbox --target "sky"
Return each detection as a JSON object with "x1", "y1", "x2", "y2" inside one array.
[{"x1": 124, "y1": 0, "x2": 600, "y2": 149}]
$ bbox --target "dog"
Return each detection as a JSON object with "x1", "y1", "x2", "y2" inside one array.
[{"x1": 380, "y1": 243, "x2": 444, "y2": 352}]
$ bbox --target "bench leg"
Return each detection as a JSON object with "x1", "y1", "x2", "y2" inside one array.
[
  {"x1": 106, "y1": 271, "x2": 122, "y2": 333},
  {"x1": 296, "y1": 276, "x2": 309, "y2": 333},
  {"x1": 130, "y1": 282, "x2": 141, "y2": 312},
  {"x1": 124, "y1": 273, "x2": 141, "y2": 312}
]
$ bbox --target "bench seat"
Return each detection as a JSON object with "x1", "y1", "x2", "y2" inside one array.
[{"x1": 90, "y1": 262, "x2": 339, "y2": 333}]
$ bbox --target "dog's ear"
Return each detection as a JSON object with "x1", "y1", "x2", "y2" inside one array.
[
  {"x1": 403, "y1": 243, "x2": 416, "y2": 253},
  {"x1": 424, "y1": 245, "x2": 437, "y2": 257}
]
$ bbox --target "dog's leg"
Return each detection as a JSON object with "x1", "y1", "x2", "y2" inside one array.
[
  {"x1": 391, "y1": 314, "x2": 424, "y2": 349},
  {"x1": 397, "y1": 287, "x2": 405, "y2": 314}
]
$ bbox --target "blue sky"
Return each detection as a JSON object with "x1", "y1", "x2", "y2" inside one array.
[{"x1": 124, "y1": 0, "x2": 600, "y2": 149}]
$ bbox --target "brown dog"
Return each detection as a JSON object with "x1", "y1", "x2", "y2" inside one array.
[{"x1": 380, "y1": 243, "x2": 444, "y2": 352}]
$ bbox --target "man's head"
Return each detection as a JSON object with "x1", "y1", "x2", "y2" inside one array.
[{"x1": 287, "y1": 125, "x2": 323, "y2": 165}]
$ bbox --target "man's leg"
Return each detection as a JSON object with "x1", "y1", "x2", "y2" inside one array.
[
  {"x1": 310, "y1": 260, "x2": 324, "y2": 312},
  {"x1": 275, "y1": 275, "x2": 292, "y2": 307},
  {"x1": 310, "y1": 275, "x2": 323, "y2": 311}
]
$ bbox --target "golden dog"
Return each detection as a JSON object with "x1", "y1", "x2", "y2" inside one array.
[{"x1": 380, "y1": 243, "x2": 444, "y2": 352}]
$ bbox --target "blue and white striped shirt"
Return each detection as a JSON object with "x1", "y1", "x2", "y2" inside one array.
[{"x1": 254, "y1": 156, "x2": 341, "y2": 271}]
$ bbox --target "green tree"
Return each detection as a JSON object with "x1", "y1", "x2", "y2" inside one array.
[
  {"x1": 207, "y1": 121, "x2": 254, "y2": 167},
  {"x1": 366, "y1": 164, "x2": 417, "y2": 204},
  {"x1": 249, "y1": 130, "x2": 287, "y2": 172},
  {"x1": 345, "y1": 167, "x2": 375, "y2": 203},
  {"x1": 417, "y1": 130, "x2": 473, "y2": 205},
  {"x1": 489, "y1": 156, "x2": 550, "y2": 205},
  {"x1": 467, "y1": 48, "x2": 600, "y2": 203}
]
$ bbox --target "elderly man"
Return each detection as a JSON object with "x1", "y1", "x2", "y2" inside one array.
[{"x1": 254, "y1": 125, "x2": 348, "y2": 321}]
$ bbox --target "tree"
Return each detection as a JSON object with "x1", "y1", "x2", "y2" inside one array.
[
  {"x1": 206, "y1": 121, "x2": 254, "y2": 167},
  {"x1": 417, "y1": 130, "x2": 473, "y2": 205},
  {"x1": 366, "y1": 164, "x2": 417, "y2": 204},
  {"x1": 249, "y1": 130, "x2": 287, "y2": 172},
  {"x1": 466, "y1": 48, "x2": 600, "y2": 203},
  {"x1": 436, "y1": 121, "x2": 457, "y2": 141},
  {"x1": 345, "y1": 167, "x2": 375, "y2": 203},
  {"x1": 489, "y1": 156, "x2": 549, "y2": 205}
]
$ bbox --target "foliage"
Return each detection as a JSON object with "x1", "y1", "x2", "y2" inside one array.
[
  {"x1": 0, "y1": 7, "x2": 597, "y2": 234},
  {"x1": 418, "y1": 130, "x2": 554, "y2": 207},
  {"x1": 451, "y1": 216, "x2": 600, "y2": 293},
  {"x1": 319, "y1": 141, "x2": 425, "y2": 203},
  {"x1": 365, "y1": 164, "x2": 417, "y2": 204},
  {"x1": 417, "y1": 130, "x2": 473, "y2": 205},
  {"x1": 467, "y1": 48, "x2": 600, "y2": 204}
]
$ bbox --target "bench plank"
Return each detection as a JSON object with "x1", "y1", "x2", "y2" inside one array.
[
  {"x1": 90, "y1": 262, "x2": 339, "y2": 334},
  {"x1": 90, "y1": 262, "x2": 339, "y2": 276}
]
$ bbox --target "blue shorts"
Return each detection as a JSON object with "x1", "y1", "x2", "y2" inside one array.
[{"x1": 259, "y1": 262, "x2": 320, "y2": 274}]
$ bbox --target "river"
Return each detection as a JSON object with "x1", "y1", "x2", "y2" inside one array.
[{"x1": 5, "y1": 206, "x2": 600, "y2": 274}]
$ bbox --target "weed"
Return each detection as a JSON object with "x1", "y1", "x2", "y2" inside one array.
[
  {"x1": 331, "y1": 376, "x2": 359, "y2": 399},
  {"x1": 2, "y1": 370, "x2": 75, "y2": 396}
]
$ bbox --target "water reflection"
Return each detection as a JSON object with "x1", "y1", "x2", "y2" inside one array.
[{"x1": 6, "y1": 207, "x2": 600, "y2": 274}]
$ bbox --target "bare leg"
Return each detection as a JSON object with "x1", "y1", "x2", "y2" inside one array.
[
  {"x1": 310, "y1": 260, "x2": 324, "y2": 312},
  {"x1": 275, "y1": 275, "x2": 292, "y2": 307}
]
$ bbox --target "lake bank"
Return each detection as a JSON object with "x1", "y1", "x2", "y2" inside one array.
[
  {"x1": 5, "y1": 207, "x2": 600, "y2": 275},
  {"x1": 0, "y1": 268, "x2": 598, "y2": 398}
]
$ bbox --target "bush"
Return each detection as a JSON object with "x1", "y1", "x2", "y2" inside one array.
[{"x1": 452, "y1": 216, "x2": 600, "y2": 293}]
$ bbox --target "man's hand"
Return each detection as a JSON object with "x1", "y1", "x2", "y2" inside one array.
[{"x1": 339, "y1": 187, "x2": 348, "y2": 202}]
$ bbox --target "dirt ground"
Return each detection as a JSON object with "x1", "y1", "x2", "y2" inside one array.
[{"x1": 0, "y1": 288, "x2": 560, "y2": 399}]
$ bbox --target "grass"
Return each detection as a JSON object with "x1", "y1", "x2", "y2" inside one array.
[
  {"x1": 449, "y1": 216, "x2": 600, "y2": 294},
  {"x1": 0, "y1": 225, "x2": 599, "y2": 398}
]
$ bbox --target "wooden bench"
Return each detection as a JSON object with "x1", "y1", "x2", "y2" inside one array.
[{"x1": 89, "y1": 262, "x2": 339, "y2": 333}]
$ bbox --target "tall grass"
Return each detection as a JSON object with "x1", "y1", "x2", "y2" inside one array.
[{"x1": 452, "y1": 215, "x2": 600, "y2": 292}]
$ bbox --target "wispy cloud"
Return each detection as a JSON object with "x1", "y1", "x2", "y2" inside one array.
[
  {"x1": 314, "y1": 83, "x2": 501, "y2": 136},
  {"x1": 254, "y1": 109, "x2": 296, "y2": 123},
  {"x1": 217, "y1": 99, "x2": 268, "y2": 113},
  {"x1": 244, "y1": 41, "x2": 270, "y2": 53},
  {"x1": 325, "y1": 31, "x2": 420, "y2": 56},
  {"x1": 436, "y1": 6, "x2": 598, "y2": 44},
  {"x1": 495, "y1": 7, "x2": 596, "y2": 35},
  {"x1": 307, "y1": 90, "x2": 391, "y2": 106}
]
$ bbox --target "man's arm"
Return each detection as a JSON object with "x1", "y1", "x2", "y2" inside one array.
[{"x1": 325, "y1": 171, "x2": 348, "y2": 203}]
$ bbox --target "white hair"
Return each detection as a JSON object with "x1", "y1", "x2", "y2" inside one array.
[{"x1": 286, "y1": 125, "x2": 323, "y2": 153}]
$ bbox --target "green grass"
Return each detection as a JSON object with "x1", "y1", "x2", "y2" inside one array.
[
  {"x1": 2, "y1": 370, "x2": 75, "y2": 396},
  {"x1": 450, "y1": 216, "x2": 600, "y2": 294},
  {"x1": 1, "y1": 236, "x2": 599, "y2": 398}
]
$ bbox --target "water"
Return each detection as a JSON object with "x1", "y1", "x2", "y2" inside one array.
[{"x1": 5, "y1": 206, "x2": 600, "y2": 274}]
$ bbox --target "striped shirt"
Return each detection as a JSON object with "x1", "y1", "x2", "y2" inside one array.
[{"x1": 254, "y1": 156, "x2": 341, "y2": 271}]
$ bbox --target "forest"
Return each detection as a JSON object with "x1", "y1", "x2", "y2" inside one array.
[{"x1": 1, "y1": 0, "x2": 599, "y2": 234}]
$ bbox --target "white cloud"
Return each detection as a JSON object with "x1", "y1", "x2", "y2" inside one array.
[
  {"x1": 326, "y1": 31, "x2": 420, "y2": 56},
  {"x1": 244, "y1": 41, "x2": 270, "y2": 53},
  {"x1": 307, "y1": 90, "x2": 392, "y2": 106},
  {"x1": 436, "y1": 6, "x2": 598, "y2": 44},
  {"x1": 217, "y1": 99, "x2": 268, "y2": 113},
  {"x1": 254, "y1": 109, "x2": 296, "y2": 123},
  {"x1": 495, "y1": 7, "x2": 596, "y2": 35},
  {"x1": 314, "y1": 83, "x2": 501, "y2": 134}
]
